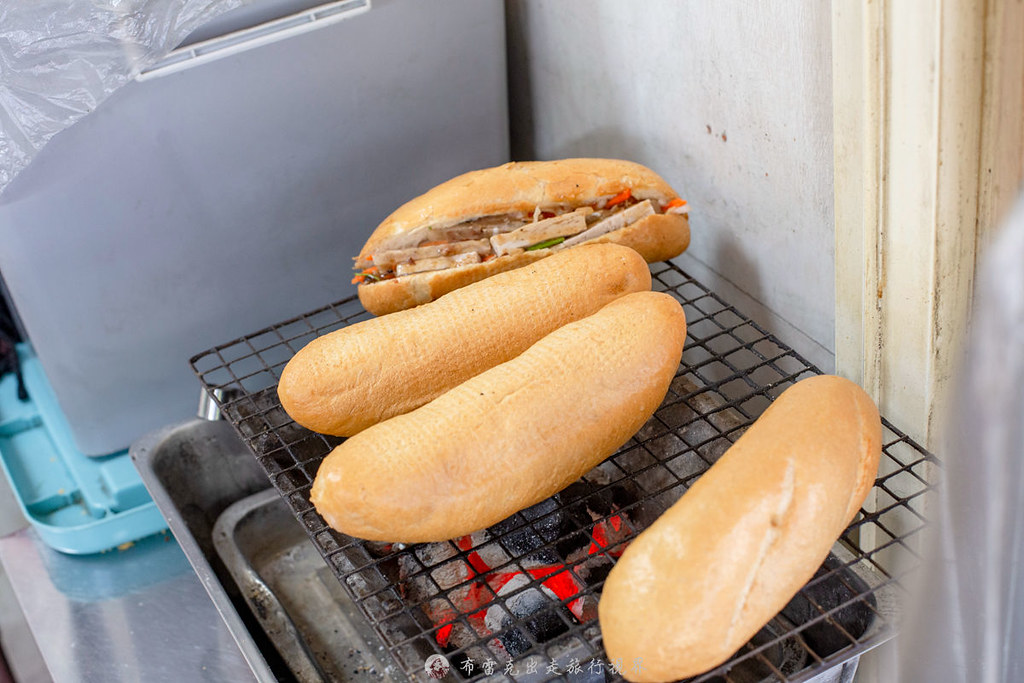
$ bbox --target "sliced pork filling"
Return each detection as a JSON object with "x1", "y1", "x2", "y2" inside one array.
[{"x1": 353, "y1": 192, "x2": 688, "y2": 284}]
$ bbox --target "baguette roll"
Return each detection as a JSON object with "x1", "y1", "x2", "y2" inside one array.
[
  {"x1": 353, "y1": 158, "x2": 690, "y2": 316},
  {"x1": 278, "y1": 244, "x2": 651, "y2": 436},
  {"x1": 598, "y1": 375, "x2": 882, "y2": 682},
  {"x1": 310, "y1": 291, "x2": 687, "y2": 543}
]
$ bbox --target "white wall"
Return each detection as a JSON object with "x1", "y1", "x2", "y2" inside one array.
[{"x1": 507, "y1": 0, "x2": 835, "y2": 371}]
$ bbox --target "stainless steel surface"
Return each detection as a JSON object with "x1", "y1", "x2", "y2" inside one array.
[
  {"x1": 197, "y1": 387, "x2": 222, "y2": 421},
  {"x1": 0, "y1": 527, "x2": 256, "y2": 683},
  {"x1": 0, "y1": 557, "x2": 51, "y2": 683},
  {"x1": 213, "y1": 489, "x2": 404, "y2": 682},
  {"x1": 197, "y1": 387, "x2": 240, "y2": 421},
  {"x1": 130, "y1": 419, "x2": 282, "y2": 682}
]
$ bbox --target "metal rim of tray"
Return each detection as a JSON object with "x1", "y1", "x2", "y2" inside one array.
[{"x1": 190, "y1": 261, "x2": 936, "y2": 683}]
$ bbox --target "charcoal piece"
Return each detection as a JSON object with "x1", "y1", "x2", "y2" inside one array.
[
  {"x1": 555, "y1": 530, "x2": 592, "y2": 562},
  {"x1": 497, "y1": 627, "x2": 533, "y2": 659},
  {"x1": 559, "y1": 481, "x2": 597, "y2": 507},
  {"x1": 500, "y1": 584, "x2": 571, "y2": 643},
  {"x1": 571, "y1": 554, "x2": 615, "y2": 587},
  {"x1": 573, "y1": 484, "x2": 617, "y2": 518},
  {"x1": 521, "y1": 500, "x2": 565, "y2": 543},
  {"x1": 494, "y1": 501, "x2": 563, "y2": 559},
  {"x1": 442, "y1": 621, "x2": 480, "y2": 652},
  {"x1": 413, "y1": 541, "x2": 459, "y2": 568},
  {"x1": 521, "y1": 607, "x2": 569, "y2": 644},
  {"x1": 373, "y1": 552, "x2": 405, "y2": 586},
  {"x1": 485, "y1": 604, "x2": 534, "y2": 659},
  {"x1": 505, "y1": 584, "x2": 549, "y2": 619},
  {"x1": 474, "y1": 542, "x2": 511, "y2": 570},
  {"x1": 780, "y1": 556, "x2": 875, "y2": 658}
]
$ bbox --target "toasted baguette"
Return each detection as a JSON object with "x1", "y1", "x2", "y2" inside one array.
[
  {"x1": 310, "y1": 291, "x2": 687, "y2": 543},
  {"x1": 278, "y1": 244, "x2": 651, "y2": 436},
  {"x1": 355, "y1": 158, "x2": 689, "y2": 316},
  {"x1": 598, "y1": 375, "x2": 882, "y2": 682}
]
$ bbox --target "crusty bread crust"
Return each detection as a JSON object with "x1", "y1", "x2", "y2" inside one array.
[
  {"x1": 310, "y1": 291, "x2": 687, "y2": 543},
  {"x1": 278, "y1": 244, "x2": 652, "y2": 436},
  {"x1": 360, "y1": 158, "x2": 682, "y2": 259},
  {"x1": 598, "y1": 375, "x2": 882, "y2": 682},
  {"x1": 357, "y1": 249, "x2": 550, "y2": 316},
  {"x1": 358, "y1": 212, "x2": 689, "y2": 316},
  {"x1": 589, "y1": 212, "x2": 690, "y2": 264}
]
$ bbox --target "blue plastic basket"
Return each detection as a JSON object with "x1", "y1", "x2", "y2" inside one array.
[{"x1": 0, "y1": 345, "x2": 167, "y2": 554}]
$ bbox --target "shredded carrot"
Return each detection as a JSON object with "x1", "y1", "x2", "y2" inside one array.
[
  {"x1": 352, "y1": 264, "x2": 380, "y2": 285},
  {"x1": 606, "y1": 189, "x2": 632, "y2": 208},
  {"x1": 482, "y1": 254, "x2": 496, "y2": 262},
  {"x1": 366, "y1": 254, "x2": 373, "y2": 261},
  {"x1": 663, "y1": 198, "x2": 687, "y2": 211}
]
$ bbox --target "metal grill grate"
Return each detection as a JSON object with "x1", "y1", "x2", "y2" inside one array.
[{"x1": 191, "y1": 261, "x2": 935, "y2": 683}]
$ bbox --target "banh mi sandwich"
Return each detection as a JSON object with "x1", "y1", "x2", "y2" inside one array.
[
  {"x1": 277, "y1": 244, "x2": 652, "y2": 437},
  {"x1": 352, "y1": 158, "x2": 690, "y2": 315},
  {"x1": 310, "y1": 291, "x2": 687, "y2": 543},
  {"x1": 599, "y1": 375, "x2": 882, "y2": 682}
]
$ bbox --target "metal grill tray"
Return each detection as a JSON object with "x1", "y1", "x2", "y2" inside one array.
[{"x1": 191, "y1": 261, "x2": 934, "y2": 682}]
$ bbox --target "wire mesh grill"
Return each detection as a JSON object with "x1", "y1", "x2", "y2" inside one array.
[{"x1": 191, "y1": 261, "x2": 935, "y2": 683}]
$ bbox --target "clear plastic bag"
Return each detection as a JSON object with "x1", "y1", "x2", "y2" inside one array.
[
  {"x1": 0, "y1": 0, "x2": 249, "y2": 195},
  {"x1": 897, "y1": 193, "x2": 1024, "y2": 681}
]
